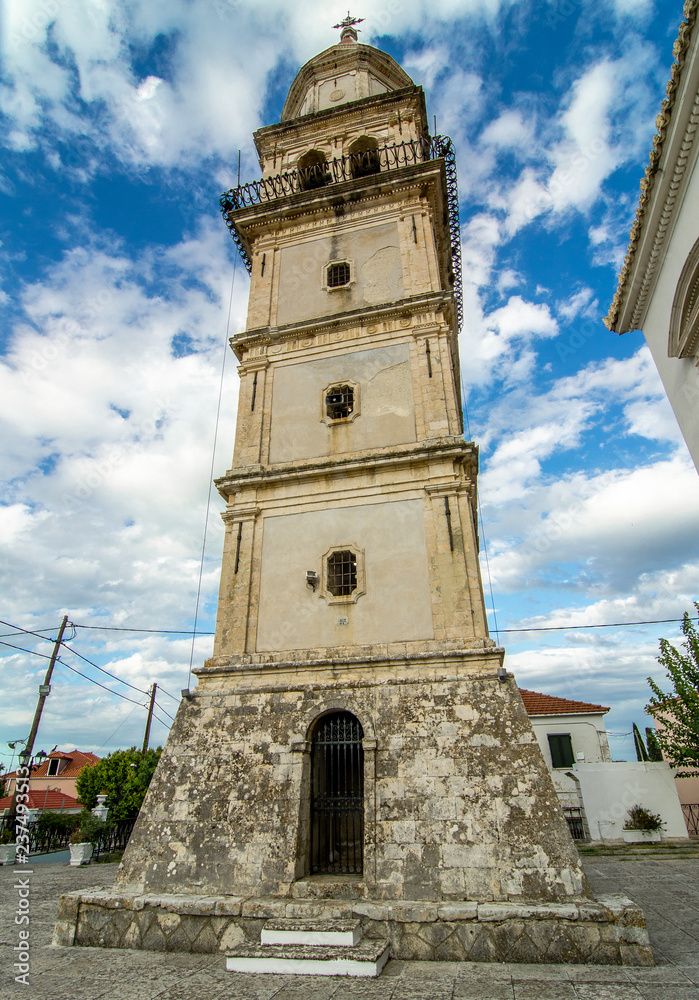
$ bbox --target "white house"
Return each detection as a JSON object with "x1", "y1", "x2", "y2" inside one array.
[
  {"x1": 520, "y1": 689, "x2": 689, "y2": 842},
  {"x1": 605, "y1": 4, "x2": 699, "y2": 471}
]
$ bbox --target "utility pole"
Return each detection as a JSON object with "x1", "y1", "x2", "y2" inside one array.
[
  {"x1": 6, "y1": 614, "x2": 69, "y2": 823},
  {"x1": 142, "y1": 683, "x2": 157, "y2": 755},
  {"x1": 23, "y1": 615, "x2": 70, "y2": 762}
]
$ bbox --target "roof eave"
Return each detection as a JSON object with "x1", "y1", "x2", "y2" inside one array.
[{"x1": 605, "y1": 1, "x2": 699, "y2": 333}]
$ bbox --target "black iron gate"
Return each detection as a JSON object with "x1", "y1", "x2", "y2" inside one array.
[{"x1": 310, "y1": 712, "x2": 364, "y2": 875}]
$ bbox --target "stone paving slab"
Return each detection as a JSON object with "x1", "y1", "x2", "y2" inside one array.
[{"x1": 2, "y1": 859, "x2": 699, "y2": 999}]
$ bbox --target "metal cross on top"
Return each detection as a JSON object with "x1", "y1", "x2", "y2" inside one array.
[{"x1": 333, "y1": 11, "x2": 364, "y2": 31}]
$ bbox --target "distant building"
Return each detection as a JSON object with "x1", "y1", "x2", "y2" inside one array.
[
  {"x1": 649, "y1": 709, "x2": 699, "y2": 835},
  {"x1": 522, "y1": 689, "x2": 688, "y2": 841},
  {"x1": 0, "y1": 788, "x2": 82, "y2": 822},
  {"x1": 4, "y1": 749, "x2": 99, "y2": 802},
  {"x1": 606, "y1": 3, "x2": 699, "y2": 471}
]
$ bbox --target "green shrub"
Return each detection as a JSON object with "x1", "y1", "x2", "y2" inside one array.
[
  {"x1": 36, "y1": 812, "x2": 79, "y2": 837},
  {"x1": 624, "y1": 805, "x2": 663, "y2": 831}
]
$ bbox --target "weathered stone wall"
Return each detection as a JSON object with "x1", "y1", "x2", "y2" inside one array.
[
  {"x1": 54, "y1": 889, "x2": 653, "y2": 965},
  {"x1": 116, "y1": 660, "x2": 588, "y2": 904}
]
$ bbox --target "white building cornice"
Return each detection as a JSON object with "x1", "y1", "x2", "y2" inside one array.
[{"x1": 606, "y1": 0, "x2": 699, "y2": 333}]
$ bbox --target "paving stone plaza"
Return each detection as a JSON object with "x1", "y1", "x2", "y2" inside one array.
[{"x1": 1, "y1": 856, "x2": 698, "y2": 999}]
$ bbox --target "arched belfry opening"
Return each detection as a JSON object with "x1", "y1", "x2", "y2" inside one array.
[
  {"x1": 348, "y1": 136, "x2": 380, "y2": 178},
  {"x1": 298, "y1": 149, "x2": 330, "y2": 190},
  {"x1": 309, "y1": 711, "x2": 364, "y2": 875}
]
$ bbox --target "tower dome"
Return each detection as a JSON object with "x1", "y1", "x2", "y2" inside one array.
[{"x1": 281, "y1": 34, "x2": 414, "y2": 121}]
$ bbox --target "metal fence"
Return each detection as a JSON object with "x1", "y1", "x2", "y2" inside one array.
[
  {"x1": 92, "y1": 817, "x2": 136, "y2": 859},
  {"x1": 219, "y1": 134, "x2": 464, "y2": 329},
  {"x1": 0, "y1": 816, "x2": 137, "y2": 857},
  {"x1": 682, "y1": 803, "x2": 699, "y2": 837},
  {"x1": 563, "y1": 806, "x2": 587, "y2": 842}
]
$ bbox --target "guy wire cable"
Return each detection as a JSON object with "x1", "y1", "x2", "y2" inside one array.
[
  {"x1": 186, "y1": 254, "x2": 239, "y2": 691},
  {"x1": 460, "y1": 366, "x2": 500, "y2": 644}
]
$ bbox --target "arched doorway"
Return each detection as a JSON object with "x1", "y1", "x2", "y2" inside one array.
[{"x1": 310, "y1": 711, "x2": 364, "y2": 875}]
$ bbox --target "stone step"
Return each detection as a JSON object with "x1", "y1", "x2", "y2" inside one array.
[
  {"x1": 261, "y1": 917, "x2": 362, "y2": 947},
  {"x1": 226, "y1": 939, "x2": 390, "y2": 978},
  {"x1": 290, "y1": 875, "x2": 366, "y2": 900}
]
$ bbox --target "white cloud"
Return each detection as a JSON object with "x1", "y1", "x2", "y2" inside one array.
[
  {"x1": 486, "y1": 454, "x2": 699, "y2": 594},
  {"x1": 481, "y1": 111, "x2": 533, "y2": 150},
  {"x1": 478, "y1": 297, "x2": 558, "y2": 363},
  {"x1": 489, "y1": 40, "x2": 660, "y2": 237},
  {"x1": 557, "y1": 287, "x2": 597, "y2": 321},
  {"x1": 0, "y1": 218, "x2": 245, "y2": 640}
]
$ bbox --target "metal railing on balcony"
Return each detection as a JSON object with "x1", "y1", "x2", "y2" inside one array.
[{"x1": 219, "y1": 135, "x2": 463, "y2": 328}]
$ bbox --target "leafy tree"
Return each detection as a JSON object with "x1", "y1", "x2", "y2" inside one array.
[
  {"x1": 0, "y1": 767, "x2": 7, "y2": 800},
  {"x1": 75, "y1": 747, "x2": 162, "y2": 821},
  {"x1": 646, "y1": 603, "x2": 699, "y2": 775}
]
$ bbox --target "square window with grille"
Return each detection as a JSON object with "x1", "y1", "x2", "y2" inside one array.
[
  {"x1": 327, "y1": 261, "x2": 351, "y2": 288},
  {"x1": 547, "y1": 733, "x2": 575, "y2": 769},
  {"x1": 327, "y1": 549, "x2": 357, "y2": 597},
  {"x1": 325, "y1": 384, "x2": 354, "y2": 420}
]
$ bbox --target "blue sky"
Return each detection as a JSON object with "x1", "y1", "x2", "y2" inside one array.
[{"x1": 2, "y1": 0, "x2": 699, "y2": 767}]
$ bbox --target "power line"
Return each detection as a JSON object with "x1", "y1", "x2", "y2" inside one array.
[
  {"x1": 0, "y1": 628, "x2": 58, "y2": 639},
  {"x1": 153, "y1": 700, "x2": 176, "y2": 723},
  {"x1": 0, "y1": 618, "x2": 72, "y2": 644},
  {"x1": 0, "y1": 637, "x2": 150, "y2": 709},
  {"x1": 60, "y1": 642, "x2": 150, "y2": 697},
  {"x1": 500, "y1": 618, "x2": 685, "y2": 634},
  {"x1": 97, "y1": 704, "x2": 141, "y2": 752},
  {"x1": 151, "y1": 712, "x2": 172, "y2": 731},
  {"x1": 0, "y1": 618, "x2": 182, "y2": 706},
  {"x1": 157, "y1": 687, "x2": 181, "y2": 703},
  {"x1": 72, "y1": 625, "x2": 214, "y2": 635},
  {"x1": 0, "y1": 640, "x2": 55, "y2": 659},
  {"x1": 59, "y1": 659, "x2": 147, "y2": 708}
]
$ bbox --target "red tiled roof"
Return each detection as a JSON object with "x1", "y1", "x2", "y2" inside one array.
[
  {"x1": 520, "y1": 689, "x2": 609, "y2": 716},
  {"x1": 5, "y1": 750, "x2": 99, "y2": 780},
  {"x1": 0, "y1": 789, "x2": 82, "y2": 811}
]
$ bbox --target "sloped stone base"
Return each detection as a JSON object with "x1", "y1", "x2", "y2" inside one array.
[{"x1": 53, "y1": 889, "x2": 653, "y2": 965}]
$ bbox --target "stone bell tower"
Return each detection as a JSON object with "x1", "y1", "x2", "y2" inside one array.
[
  {"x1": 113, "y1": 19, "x2": 592, "y2": 909},
  {"x1": 58, "y1": 21, "x2": 653, "y2": 969}
]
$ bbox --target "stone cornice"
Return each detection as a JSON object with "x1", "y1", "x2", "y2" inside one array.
[
  {"x1": 215, "y1": 437, "x2": 477, "y2": 497},
  {"x1": 424, "y1": 482, "x2": 472, "y2": 498},
  {"x1": 229, "y1": 291, "x2": 455, "y2": 360},
  {"x1": 606, "y1": 0, "x2": 699, "y2": 332},
  {"x1": 221, "y1": 506, "x2": 261, "y2": 524},
  {"x1": 258, "y1": 86, "x2": 427, "y2": 153},
  {"x1": 195, "y1": 642, "x2": 503, "y2": 684}
]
